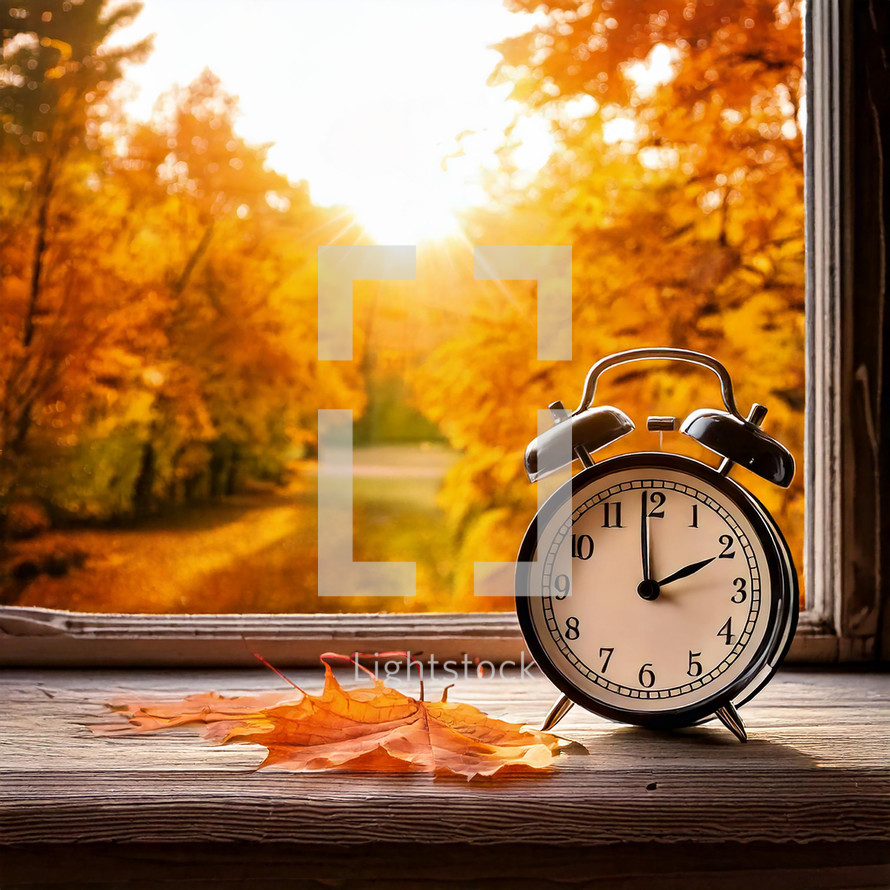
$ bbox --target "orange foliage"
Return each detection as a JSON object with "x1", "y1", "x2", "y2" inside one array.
[
  {"x1": 0, "y1": 6, "x2": 365, "y2": 522},
  {"x1": 1, "y1": 0, "x2": 805, "y2": 614},
  {"x1": 414, "y1": 0, "x2": 806, "y2": 607},
  {"x1": 94, "y1": 653, "x2": 567, "y2": 779}
]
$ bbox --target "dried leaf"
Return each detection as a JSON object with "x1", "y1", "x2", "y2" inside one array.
[{"x1": 93, "y1": 653, "x2": 567, "y2": 780}]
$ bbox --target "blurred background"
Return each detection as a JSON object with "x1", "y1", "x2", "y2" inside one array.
[{"x1": 0, "y1": 0, "x2": 804, "y2": 613}]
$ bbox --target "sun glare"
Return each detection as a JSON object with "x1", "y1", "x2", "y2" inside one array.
[
  {"x1": 349, "y1": 115, "x2": 554, "y2": 245},
  {"x1": 113, "y1": 0, "x2": 551, "y2": 248},
  {"x1": 350, "y1": 175, "x2": 463, "y2": 245}
]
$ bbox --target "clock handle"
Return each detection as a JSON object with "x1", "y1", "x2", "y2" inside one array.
[{"x1": 574, "y1": 347, "x2": 745, "y2": 421}]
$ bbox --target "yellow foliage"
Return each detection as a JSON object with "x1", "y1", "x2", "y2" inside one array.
[{"x1": 414, "y1": 0, "x2": 806, "y2": 606}]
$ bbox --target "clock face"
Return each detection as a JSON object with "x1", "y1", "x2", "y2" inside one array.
[{"x1": 516, "y1": 454, "x2": 794, "y2": 725}]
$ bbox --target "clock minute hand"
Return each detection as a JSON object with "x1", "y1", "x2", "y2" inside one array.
[
  {"x1": 656, "y1": 555, "x2": 718, "y2": 587},
  {"x1": 640, "y1": 490, "x2": 651, "y2": 581},
  {"x1": 636, "y1": 491, "x2": 662, "y2": 601}
]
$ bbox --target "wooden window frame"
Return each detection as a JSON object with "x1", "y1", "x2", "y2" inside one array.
[
  {"x1": 803, "y1": 0, "x2": 887, "y2": 662},
  {"x1": 0, "y1": 0, "x2": 886, "y2": 667}
]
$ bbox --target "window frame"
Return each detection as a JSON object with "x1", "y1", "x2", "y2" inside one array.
[
  {"x1": 803, "y1": 0, "x2": 887, "y2": 661},
  {"x1": 0, "y1": 0, "x2": 885, "y2": 667}
]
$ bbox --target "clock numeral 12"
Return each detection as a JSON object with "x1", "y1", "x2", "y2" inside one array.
[
  {"x1": 602, "y1": 502, "x2": 624, "y2": 528},
  {"x1": 647, "y1": 491, "x2": 665, "y2": 518}
]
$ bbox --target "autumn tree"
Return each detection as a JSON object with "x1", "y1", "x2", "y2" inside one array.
[
  {"x1": 415, "y1": 0, "x2": 805, "y2": 606},
  {"x1": 122, "y1": 73, "x2": 369, "y2": 513},
  {"x1": 0, "y1": 0, "x2": 150, "y2": 448},
  {"x1": 1, "y1": 8, "x2": 363, "y2": 524},
  {"x1": 0, "y1": 1, "x2": 154, "y2": 522}
]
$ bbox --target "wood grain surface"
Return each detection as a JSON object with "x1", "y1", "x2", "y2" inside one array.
[{"x1": 0, "y1": 667, "x2": 887, "y2": 850}]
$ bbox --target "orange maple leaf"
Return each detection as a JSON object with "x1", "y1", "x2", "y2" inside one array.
[{"x1": 93, "y1": 652, "x2": 569, "y2": 779}]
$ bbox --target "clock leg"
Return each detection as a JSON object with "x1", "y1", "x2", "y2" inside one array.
[
  {"x1": 541, "y1": 694, "x2": 574, "y2": 731},
  {"x1": 715, "y1": 702, "x2": 748, "y2": 742}
]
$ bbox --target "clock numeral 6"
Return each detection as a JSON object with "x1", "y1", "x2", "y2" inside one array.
[
  {"x1": 731, "y1": 577, "x2": 747, "y2": 603},
  {"x1": 565, "y1": 616, "x2": 580, "y2": 640},
  {"x1": 571, "y1": 534, "x2": 594, "y2": 560},
  {"x1": 553, "y1": 574, "x2": 571, "y2": 600},
  {"x1": 687, "y1": 650, "x2": 703, "y2": 677},
  {"x1": 638, "y1": 663, "x2": 656, "y2": 688},
  {"x1": 718, "y1": 534, "x2": 736, "y2": 558}
]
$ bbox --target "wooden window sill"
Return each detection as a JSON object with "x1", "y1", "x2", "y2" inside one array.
[{"x1": 1, "y1": 667, "x2": 888, "y2": 887}]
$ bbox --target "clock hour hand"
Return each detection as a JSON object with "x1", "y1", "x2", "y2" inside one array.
[{"x1": 656, "y1": 555, "x2": 717, "y2": 587}]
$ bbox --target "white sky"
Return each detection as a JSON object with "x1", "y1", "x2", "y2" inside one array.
[{"x1": 113, "y1": 0, "x2": 552, "y2": 242}]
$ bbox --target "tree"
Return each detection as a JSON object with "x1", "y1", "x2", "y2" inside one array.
[
  {"x1": 0, "y1": 0, "x2": 150, "y2": 456},
  {"x1": 117, "y1": 72, "x2": 365, "y2": 512},
  {"x1": 1, "y1": 11, "x2": 363, "y2": 523},
  {"x1": 414, "y1": 0, "x2": 805, "y2": 606}
]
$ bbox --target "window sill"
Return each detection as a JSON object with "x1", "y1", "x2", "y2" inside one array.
[
  {"x1": 1, "y1": 667, "x2": 888, "y2": 887},
  {"x1": 0, "y1": 607, "x2": 871, "y2": 666}
]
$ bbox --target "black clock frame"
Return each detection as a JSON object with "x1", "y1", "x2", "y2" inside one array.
[{"x1": 515, "y1": 452, "x2": 799, "y2": 731}]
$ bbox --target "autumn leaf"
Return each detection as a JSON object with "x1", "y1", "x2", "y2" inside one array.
[{"x1": 93, "y1": 653, "x2": 570, "y2": 779}]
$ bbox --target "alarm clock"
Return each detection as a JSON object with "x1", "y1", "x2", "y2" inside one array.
[{"x1": 515, "y1": 347, "x2": 798, "y2": 742}]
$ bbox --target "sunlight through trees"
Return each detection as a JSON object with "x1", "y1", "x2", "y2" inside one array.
[{"x1": 0, "y1": 0, "x2": 804, "y2": 613}]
